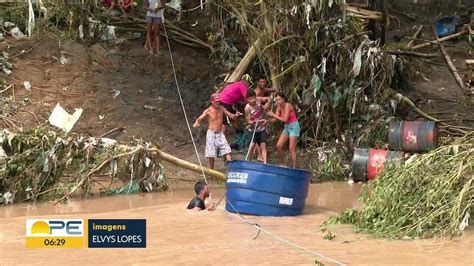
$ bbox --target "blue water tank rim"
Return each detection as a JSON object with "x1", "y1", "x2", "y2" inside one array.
[
  {"x1": 226, "y1": 186, "x2": 307, "y2": 199},
  {"x1": 227, "y1": 160, "x2": 311, "y2": 179}
]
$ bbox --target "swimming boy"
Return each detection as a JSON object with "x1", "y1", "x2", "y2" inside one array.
[{"x1": 193, "y1": 93, "x2": 241, "y2": 169}]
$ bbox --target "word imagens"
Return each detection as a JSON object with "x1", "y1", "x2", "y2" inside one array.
[{"x1": 92, "y1": 223, "x2": 127, "y2": 232}]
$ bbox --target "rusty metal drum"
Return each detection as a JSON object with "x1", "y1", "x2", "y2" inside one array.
[
  {"x1": 352, "y1": 148, "x2": 404, "y2": 182},
  {"x1": 388, "y1": 121, "x2": 439, "y2": 153}
]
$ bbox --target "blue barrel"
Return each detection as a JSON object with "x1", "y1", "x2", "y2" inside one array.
[{"x1": 225, "y1": 160, "x2": 311, "y2": 216}]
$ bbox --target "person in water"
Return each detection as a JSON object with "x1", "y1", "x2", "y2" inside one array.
[
  {"x1": 193, "y1": 93, "x2": 241, "y2": 169},
  {"x1": 187, "y1": 180, "x2": 215, "y2": 211},
  {"x1": 267, "y1": 92, "x2": 300, "y2": 168}
]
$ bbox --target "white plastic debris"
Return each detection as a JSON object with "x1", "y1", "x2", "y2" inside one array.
[
  {"x1": 113, "y1": 90, "x2": 121, "y2": 99},
  {"x1": 100, "y1": 138, "x2": 117, "y2": 148},
  {"x1": 2, "y1": 67, "x2": 12, "y2": 75},
  {"x1": 10, "y1": 27, "x2": 25, "y2": 39},
  {"x1": 101, "y1": 25, "x2": 117, "y2": 41},
  {"x1": 352, "y1": 49, "x2": 362, "y2": 77},
  {"x1": 78, "y1": 24, "x2": 84, "y2": 40},
  {"x1": 347, "y1": 179, "x2": 355, "y2": 185},
  {"x1": 60, "y1": 55, "x2": 70, "y2": 65},
  {"x1": 145, "y1": 157, "x2": 151, "y2": 168},
  {"x1": 99, "y1": 115, "x2": 105, "y2": 120},
  {"x1": 23, "y1": 81, "x2": 32, "y2": 91},
  {"x1": 48, "y1": 103, "x2": 83, "y2": 133},
  {"x1": 2, "y1": 191, "x2": 13, "y2": 205},
  {"x1": 459, "y1": 212, "x2": 470, "y2": 231},
  {"x1": 25, "y1": 186, "x2": 32, "y2": 200},
  {"x1": 144, "y1": 105, "x2": 157, "y2": 110},
  {"x1": 4, "y1": 22, "x2": 15, "y2": 28},
  {"x1": 166, "y1": 0, "x2": 182, "y2": 11}
]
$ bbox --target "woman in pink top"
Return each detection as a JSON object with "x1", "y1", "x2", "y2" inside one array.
[
  {"x1": 267, "y1": 92, "x2": 300, "y2": 168},
  {"x1": 218, "y1": 79, "x2": 250, "y2": 131}
]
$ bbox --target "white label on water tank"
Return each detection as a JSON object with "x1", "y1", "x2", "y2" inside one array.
[
  {"x1": 279, "y1": 196, "x2": 293, "y2": 206},
  {"x1": 227, "y1": 172, "x2": 248, "y2": 184}
]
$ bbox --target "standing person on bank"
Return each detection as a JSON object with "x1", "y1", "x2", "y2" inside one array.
[
  {"x1": 144, "y1": 0, "x2": 165, "y2": 55},
  {"x1": 267, "y1": 92, "x2": 300, "y2": 168}
]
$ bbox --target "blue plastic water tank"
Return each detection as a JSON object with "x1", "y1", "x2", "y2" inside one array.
[{"x1": 225, "y1": 160, "x2": 312, "y2": 216}]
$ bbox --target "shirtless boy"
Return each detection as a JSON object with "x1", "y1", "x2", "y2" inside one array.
[{"x1": 193, "y1": 93, "x2": 241, "y2": 169}]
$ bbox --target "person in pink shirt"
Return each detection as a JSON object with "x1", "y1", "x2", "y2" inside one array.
[{"x1": 218, "y1": 77, "x2": 250, "y2": 132}]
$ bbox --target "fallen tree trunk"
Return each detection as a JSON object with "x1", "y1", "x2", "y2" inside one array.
[
  {"x1": 152, "y1": 149, "x2": 226, "y2": 181},
  {"x1": 411, "y1": 28, "x2": 468, "y2": 50},
  {"x1": 224, "y1": 37, "x2": 261, "y2": 83}
]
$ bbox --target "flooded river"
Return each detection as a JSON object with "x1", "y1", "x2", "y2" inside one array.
[{"x1": 1, "y1": 182, "x2": 472, "y2": 265}]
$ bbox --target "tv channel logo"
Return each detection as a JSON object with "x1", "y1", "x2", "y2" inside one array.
[{"x1": 26, "y1": 219, "x2": 85, "y2": 248}]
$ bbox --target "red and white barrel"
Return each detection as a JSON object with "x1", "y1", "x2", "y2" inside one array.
[{"x1": 352, "y1": 148, "x2": 404, "y2": 182}]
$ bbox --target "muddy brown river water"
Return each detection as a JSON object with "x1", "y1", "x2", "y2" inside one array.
[{"x1": 1, "y1": 182, "x2": 472, "y2": 265}]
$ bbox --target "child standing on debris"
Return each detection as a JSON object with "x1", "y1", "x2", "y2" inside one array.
[
  {"x1": 244, "y1": 91, "x2": 270, "y2": 164},
  {"x1": 267, "y1": 92, "x2": 300, "y2": 168},
  {"x1": 144, "y1": 0, "x2": 165, "y2": 55},
  {"x1": 193, "y1": 93, "x2": 241, "y2": 169}
]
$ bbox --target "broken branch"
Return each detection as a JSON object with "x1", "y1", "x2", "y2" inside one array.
[
  {"x1": 386, "y1": 50, "x2": 437, "y2": 58},
  {"x1": 406, "y1": 25, "x2": 423, "y2": 48},
  {"x1": 432, "y1": 27, "x2": 470, "y2": 95},
  {"x1": 411, "y1": 28, "x2": 468, "y2": 50}
]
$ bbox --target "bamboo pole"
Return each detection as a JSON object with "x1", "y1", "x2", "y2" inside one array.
[
  {"x1": 152, "y1": 149, "x2": 226, "y2": 181},
  {"x1": 411, "y1": 28, "x2": 468, "y2": 50},
  {"x1": 432, "y1": 27, "x2": 469, "y2": 95},
  {"x1": 224, "y1": 38, "x2": 261, "y2": 83}
]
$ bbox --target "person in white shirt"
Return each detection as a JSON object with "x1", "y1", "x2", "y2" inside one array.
[{"x1": 144, "y1": 0, "x2": 165, "y2": 55}]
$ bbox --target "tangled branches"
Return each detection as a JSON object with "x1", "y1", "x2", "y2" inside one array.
[
  {"x1": 0, "y1": 128, "x2": 168, "y2": 205},
  {"x1": 211, "y1": 0, "x2": 403, "y2": 147}
]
